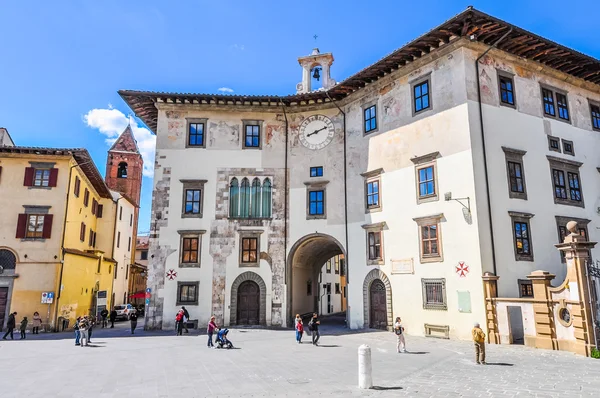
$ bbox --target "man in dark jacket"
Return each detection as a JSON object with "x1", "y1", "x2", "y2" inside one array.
[
  {"x1": 182, "y1": 306, "x2": 190, "y2": 333},
  {"x1": 2, "y1": 312, "x2": 17, "y2": 340},
  {"x1": 100, "y1": 309, "x2": 109, "y2": 328},
  {"x1": 129, "y1": 312, "x2": 138, "y2": 334},
  {"x1": 309, "y1": 313, "x2": 320, "y2": 346},
  {"x1": 109, "y1": 308, "x2": 117, "y2": 328}
]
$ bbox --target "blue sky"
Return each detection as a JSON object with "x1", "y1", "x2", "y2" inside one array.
[{"x1": 1, "y1": 0, "x2": 598, "y2": 233}]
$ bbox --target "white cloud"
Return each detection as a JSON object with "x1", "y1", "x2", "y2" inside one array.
[
  {"x1": 218, "y1": 87, "x2": 234, "y2": 93},
  {"x1": 230, "y1": 44, "x2": 245, "y2": 51},
  {"x1": 83, "y1": 107, "x2": 156, "y2": 178}
]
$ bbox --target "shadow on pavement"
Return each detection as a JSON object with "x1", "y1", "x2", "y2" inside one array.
[
  {"x1": 484, "y1": 362, "x2": 514, "y2": 366},
  {"x1": 372, "y1": 386, "x2": 403, "y2": 391},
  {"x1": 316, "y1": 344, "x2": 340, "y2": 348},
  {"x1": 405, "y1": 351, "x2": 428, "y2": 355}
]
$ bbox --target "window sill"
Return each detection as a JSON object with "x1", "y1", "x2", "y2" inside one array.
[
  {"x1": 423, "y1": 305, "x2": 448, "y2": 311},
  {"x1": 241, "y1": 146, "x2": 262, "y2": 150},
  {"x1": 240, "y1": 263, "x2": 260, "y2": 268},
  {"x1": 307, "y1": 215, "x2": 326, "y2": 220},
  {"x1": 508, "y1": 192, "x2": 528, "y2": 201},
  {"x1": 21, "y1": 238, "x2": 47, "y2": 242},
  {"x1": 366, "y1": 206, "x2": 382, "y2": 214},
  {"x1": 367, "y1": 259, "x2": 385, "y2": 266},
  {"x1": 182, "y1": 213, "x2": 203, "y2": 219},
  {"x1": 514, "y1": 255, "x2": 534, "y2": 262},
  {"x1": 28, "y1": 186, "x2": 52, "y2": 190},
  {"x1": 179, "y1": 263, "x2": 201, "y2": 268},
  {"x1": 499, "y1": 101, "x2": 516, "y2": 109},
  {"x1": 417, "y1": 194, "x2": 438, "y2": 205},
  {"x1": 420, "y1": 255, "x2": 443, "y2": 264},
  {"x1": 364, "y1": 128, "x2": 379, "y2": 136},
  {"x1": 413, "y1": 107, "x2": 432, "y2": 117},
  {"x1": 553, "y1": 198, "x2": 584, "y2": 208},
  {"x1": 176, "y1": 301, "x2": 199, "y2": 306}
]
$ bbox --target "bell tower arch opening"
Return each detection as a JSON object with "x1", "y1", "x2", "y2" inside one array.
[{"x1": 286, "y1": 233, "x2": 346, "y2": 326}]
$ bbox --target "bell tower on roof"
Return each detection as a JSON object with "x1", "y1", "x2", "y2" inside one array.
[
  {"x1": 296, "y1": 48, "x2": 336, "y2": 94},
  {"x1": 105, "y1": 125, "x2": 143, "y2": 208}
]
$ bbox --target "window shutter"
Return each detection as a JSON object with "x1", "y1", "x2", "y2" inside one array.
[
  {"x1": 16, "y1": 214, "x2": 28, "y2": 238},
  {"x1": 23, "y1": 167, "x2": 35, "y2": 186},
  {"x1": 80, "y1": 222, "x2": 86, "y2": 242},
  {"x1": 48, "y1": 168, "x2": 59, "y2": 187},
  {"x1": 74, "y1": 176, "x2": 80, "y2": 197},
  {"x1": 97, "y1": 204, "x2": 103, "y2": 218},
  {"x1": 42, "y1": 214, "x2": 53, "y2": 239}
]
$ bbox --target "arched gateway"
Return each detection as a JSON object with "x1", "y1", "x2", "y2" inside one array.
[
  {"x1": 286, "y1": 233, "x2": 346, "y2": 326},
  {"x1": 363, "y1": 269, "x2": 393, "y2": 330},
  {"x1": 230, "y1": 272, "x2": 267, "y2": 326}
]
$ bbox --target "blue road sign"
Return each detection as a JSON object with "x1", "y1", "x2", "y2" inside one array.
[
  {"x1": 146, "y1": 288, "x2": 151, "y2": 293},
  {"x1": 145, "y1": 298, "x2": 150, "y2": 305}
]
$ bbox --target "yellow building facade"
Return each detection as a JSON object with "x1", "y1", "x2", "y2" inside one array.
[{"x1": 0, "y1": 144, "x2": 136, "y2": 331}]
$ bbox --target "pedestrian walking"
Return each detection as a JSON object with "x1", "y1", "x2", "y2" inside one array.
[
  {"x1": 472, "y1": 322, "x2": 486, "y2": 365},
  {"x1": 32, "y1": 312, "x2": 42, "y2": 334},
  {"x1": 295, "y1": 314, "x2": 304, "y2": 344},
  {"x1": 88, "y1": 316, "x2": 95, "y2": 343},
  {"x1": 182, "y1": 306, "x2": 190, "y2": 334},
  {"x1": 74, "y1": 317, "x2": 81, "y2": 346},
  {"x1": 2, "y1": 312, "x2": 17, "y2": 340},
  {"x1": 129, "y1": 311, "x2": 138, "y2": 334},
  {"x1": 175, "y1": 310, "x2": 184, "y2": 336},
  {"x1": 79, "y1": 316, "x2": 90, "y2": 347},
  {"x1": 109, "y1": 308, "x2": 117, "y2": 328},
  {"x1": 394, "y1": 317, "x2": 406, "y2": 353},
  {"x1": 19, "y1": 317, "x2": 28, "y2": 339},
  {"x1": 207, "y1": 316, "x2": 217, "y2": 348},
  {"x1": 100, "y1": 309, "x2": 109, "y2": 328},
  {"x1": 308, "y1": 313, "x2": 320, "y2": 346}
]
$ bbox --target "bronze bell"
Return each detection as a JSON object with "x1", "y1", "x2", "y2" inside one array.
[{"x1": 312, "y1": 67, "x2": 321, "y2": 81}]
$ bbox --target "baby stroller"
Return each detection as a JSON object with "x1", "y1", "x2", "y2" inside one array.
[{"x1": 215, "y1": 328, "x2": 234, "y2": 349}]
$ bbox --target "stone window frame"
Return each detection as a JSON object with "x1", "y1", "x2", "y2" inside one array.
[
  {"x1": 589, "y1": 99, "x2": 600, "y2": 132},
  {"x1": 547, "y1": 155, "x2": 585, "y2": 208},
  {"x1": 413, "y1": 213, "x2": 444, "y2": 264},
  {"x1": 362, "y1": 221, "x2": 387, "y2": 266},
  {"x1": 242, "y1": 120, "x2": 263, "y2": 150},
  {"x1": 497, "y1": 70, "x2": 516, "y2": 109},
  {"x1": 555, "y1": 216, "x2": 590, "y2": 263},
  {"x1": 362, "y1": 100, "x2": 379, "y2": 135},
  {"x1": 238, "y1": 229, "x2": 263, "y2": 267},
  {"x1": 540, "y1": 84, "x2": 571, "y2": 124},
  {"x1": 561, "y1": 139, "x2": 575, "y2": 156},
  {"x1": 411, "y1": 152, "x2": 440, "y2": 205},
  {"x1": 304, "y1": 180, "x2": 329, "y2": 220},
  {"x1": 310, "y1": 166, "x2": 323, "y2": 177},
  {"x1": 177, "y1": 230, "x2": 206, "y2": 268},
  {"x1": 180, "y1": 179, "x2": 207, "y2": 218},
  {"x1": 518, "y1": 279, "x2": 533, "y2": 298},
  {"x1": 502, "y1": 146, "x2": 528, "y2": 200},
  {"x1": 361, "y1": 168, "x2": 384, "y2": 213},
  {"x1": 547, "y1": 135, "x2": 561, "y2": 153},
  {"x1": 176, "y1": 281, "x2": 199, "y2": 306},
  {"x1": 509, "y1": 211, "x2": 535, "y2": 262},
  {"x1": 186, "y1": 118, "x2": 207, "y2": 148},
  {"x1": 411, "y1": 72, "x2": 433, "y2": 116},
  {"x1": 421, "y1": 278, "x2": 447, "y2": 310}
]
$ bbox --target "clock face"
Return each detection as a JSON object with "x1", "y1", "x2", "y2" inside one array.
[{"x1": 299, "y1": 115, "x2": 335, "y2": 150}]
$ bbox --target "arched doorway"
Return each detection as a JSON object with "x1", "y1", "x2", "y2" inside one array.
[
  {"x1": 0, "y1": 249, "x2": 17, "y2": 328},
  {"x1": 369, "y1": 280, "x2": 387, "y2": 329},
  {"x1": 230, "y1": 271, "x2": 267, "y2": 326},
  {"x1": 286, "y1": 233, "x2": 346, "y2": 326}
]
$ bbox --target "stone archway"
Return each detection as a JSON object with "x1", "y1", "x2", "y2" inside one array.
[
  {"x1": 230, "y1": 271, "x2": 267, "y2": 326},
  {"x1": 363, "y1": 269, "x2": 393, "y2": 330}
]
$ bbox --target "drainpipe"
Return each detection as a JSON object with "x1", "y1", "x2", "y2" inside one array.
[
  {"x1": 279, "y1": 100, "x2": 289, "y2": 324},
  {"x1": 475, "y1": 28, "x2": 512, "y2": 276}
]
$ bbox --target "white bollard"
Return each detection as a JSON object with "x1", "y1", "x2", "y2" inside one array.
[{"x1": 358, "y1": 344, "x2": 373, "y2": 389}]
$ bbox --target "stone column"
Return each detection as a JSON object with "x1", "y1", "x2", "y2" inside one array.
[
  {"x1": 527, "y1": 270, "x2": 557, "y2": 350},
  {"x1": 482, "y1": 272, "x2": 500, "y2": 344}
]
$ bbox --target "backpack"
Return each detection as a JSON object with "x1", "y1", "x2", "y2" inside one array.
[
  {"x1": 395, "y1": 326, "x2": 403, "y2": 335},
  {"x1": 175, "y1": 313, "x2": 183, "y2": 322},
  {"x1": 307, "y1": 321, "x2": 314, "y2": 332}
]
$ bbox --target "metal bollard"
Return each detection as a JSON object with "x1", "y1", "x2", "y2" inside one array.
[{"x1": 358, "y1": 344, "x2": 373, "y2": 389}]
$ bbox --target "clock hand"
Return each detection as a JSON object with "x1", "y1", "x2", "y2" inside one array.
[{"x1": 307, "y1": 127, "x2": 327, "y2": 137}]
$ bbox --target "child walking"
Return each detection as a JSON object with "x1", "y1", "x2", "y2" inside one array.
[
  {"x1": 295, "y1": 314, "x2": 304, "y2": 344},
  {"x1": 19, "y1": 317, "x2": 28, "y2": 339},
  {"x1": 394, "y1": 317, "x2": 406, "y2": 353},
  {"x1": 472, "y1": 322, "x2": 486, "y2": 364}
]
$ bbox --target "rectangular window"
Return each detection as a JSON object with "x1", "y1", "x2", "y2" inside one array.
[
  {"x1": 117, "y1": 231, "x2": 120, "y2": 248},
  {"x1": 421, "y1": 225, "x2": 439, "y2": 257},
  {"x1": 519, "y1": 280, "x2": 533, "y2": 298},
  {"x1": 177, "y1": 282, "x2": 199, "y2": 305},
  {"x1": 326, "y1": 259, "x2": 331, "y2": 273},
  {"x1": 89, "y1": 229, "x2": 94, "y2": 246},
  {"x1": 335, "y1": 283, "x2": 340, "y2": 294},
  {"x1": 366, "y1": 180, "x2": 380, "y2": 209},
  {"x1": 128, "y1": 237, "x2": 132, "y2": 252},
  {"x1": 591, "y1": 104, "x2": 600, "y2": 131},
  {"x1": 83, "y1": 189, "x2": 89, "y2": 207},
  {"x1": 548, "y1": 157, "x2": 584, "y2": 207},
  {"x1": 130, "y1": 214, "x2": 133, "y2": 227},
  {"x1": 80, "y1": 222, "x2": 86, "y2": 242},
  {"x1": 74, "y1": 176, "x2": 81, "y2": 197},
  {"x1": 310, "y1": 166, "x2": 323, "y2": 177},
  {"x1": 119, "y1": 206, "x2": 123, "y2": 221},
  {"x1": 326, "y1": 283, "x2": 331, "y2": 295},
  {"x1": 33, "y1": 169, "x2": 51, "y2": 187},
  {"x1": 422, "y1": 278, "x2": 447, "y2": 310},
  {"x1": 184, "y1": 189, "x2": 202, "y2": 214},
  {"x1": 562, "y1": 140, "x2": 574, "y2": 156},
  {"x1": 244, "y1": 124, "x2": 260, "y2": 148},
  {"x1": 181, "y1": 237, "x2": 199, "y2": 264},
  {"x1": 556, "y1": 93, "x2": 569, "y2": 121},
  {"x1": 548, "y1": 136, "x2": 561, "y2": 152},
  {"x1": 188, "y1": 122, "x2": 204, "y2": 147},
  {"x1": 553, "y1": 169, "x2": 567, "y2": 199},
  {"x1": 503, "y1": 147, "x2": 528, "y2": 200},
  {"x1": 340, "y1": 257, "x2": 345, "y2": 276},
  {"x1": 567, "y1": 172, "x2": 581, "y2": 202},
  {"x1": 498, "y1": 75, "x2": 515, "y2": 106},
  {"x1": 418, "y1": 166, "x2": 435, "y2": 198},
  {"x1": 91, "y1": 199, "x2": 98, "y2": 216},
  {"x1": 513, "y1": 221, "x2": 532, "y2": 258},
  {"x1": 309, "y1": 190, "x2": 324, "y2": 216},
  {"x1": 334, "y1": 257, "x2": 339, "y2": 274},
  {"x1": 241, "y1": 237, "x2": 258, "y2": 263},
  {"x1": 26, "y1": 215, "x2": 45, "y2": 238},
  {"x1": 413, "y1": 80, "x2": 430, "y2": 113},
  {"x1": 542, "y1": 88, "x2": 556, "y2": 116},
  {"x1": 141, "y1": 250, "x2": 148, "y2": 261},
  {"x1": 507, "y1": 161, "x2": 524, "y2": 193},
  {"x1": 368, "y1": 231, "x2": 382, "y2": 260},
  {"x1": 97, "y1": 204, "x2": 103, "y2": 218},
  {"x1": 364, "y1": 105, "x2": 377, "y2": 133}
]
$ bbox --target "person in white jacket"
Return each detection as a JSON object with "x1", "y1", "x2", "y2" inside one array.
[{"x1": 394, "y1": 317, "x2": 406, "y2": 353}]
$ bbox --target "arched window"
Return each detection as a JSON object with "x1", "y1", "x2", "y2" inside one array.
[
  {"x1": 262, "y1": 178, "x2": 272, "y2": 218},
  {"x1": 0, "y1": 249, "x2": 17, "y2": 270},
  {"x1": 117, "y1": 162, "x2": 128, "y2": 178},
  {"x1": 251, "y1": 178, "x2": 261, "y2": 217},
  {"x1": 229, "y1": 178, "x2": 239, "y2": 218},
  {"x1": 239, "y1": 178, "x2": 250, "y2": 218}
]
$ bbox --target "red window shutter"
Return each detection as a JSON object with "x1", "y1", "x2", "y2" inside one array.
[
  {"x1": 97, "y1": 204, "x2": 103, "y2": 218},
  {"x1": 42, "y1": 214, "x2": 53, "y2": 239},
  {"x1": 48, "y1": 168, "x2": 59, "y2": 187},
  {"x1": 16, "y1": 214, "x2": 28, "y2": 238},
  {"x1": 23, "y1": 167, "x2": 35, "y2": 186}
]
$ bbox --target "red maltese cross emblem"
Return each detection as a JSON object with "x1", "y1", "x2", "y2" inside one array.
[
  {"x1": 456, "y1": 262, "x2": 469, "y2": 277},
  {"x1": 166, "y1": 269, "x2": 178, "y2": 280}
]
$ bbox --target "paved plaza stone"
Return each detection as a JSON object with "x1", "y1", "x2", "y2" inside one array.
[{"x1": 2, "y1": 319, "x2": 600, "y2": 397}]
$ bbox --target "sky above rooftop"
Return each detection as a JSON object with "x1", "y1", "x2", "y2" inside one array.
[{"x1": 1, "y1": 0, "x2": 598, "y2": 233}]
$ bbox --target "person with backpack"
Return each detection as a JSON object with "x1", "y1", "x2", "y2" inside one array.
[
  {"x1": 394, "y1": 316, "x2": 406, "y2": 353},
  {"x1": 295, "y1": 314, "x2": 304, "y2": 344},
  {"x1": 472, "y1": 322, "x2": 486, "y2": 364},
  {"x1": 308, "y1": 313, "x2": 320, "y2": 346},
  {"x1": 181, "y1": 306, "x2": 190, "y2": 334},
  {"x1": 175, "y1": 310, "x2": 184, "y2": 336},
  {"x1": 19, "y1": 316, "x2": 28, "y2": 339},
  {"x1": 207, "y1": 316, "x2": 218, "y2": 348}
]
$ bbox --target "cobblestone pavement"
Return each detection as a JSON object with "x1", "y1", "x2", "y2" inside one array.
[{"x1": 1, "y1": 320, "x2": 600, "y2": 397}]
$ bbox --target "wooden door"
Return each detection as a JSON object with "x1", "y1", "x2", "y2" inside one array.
[
  {"x1": 0, "y1": 287, "x2": 8, "y2": 328},
  {"x1": 369, "y1": 279, "x2": 387, "y2": 329},
  {"x1": 237, "y1": 281, "x2": 260, "y2": 325}
]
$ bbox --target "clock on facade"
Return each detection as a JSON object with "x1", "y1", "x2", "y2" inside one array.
[{"x1": 299, "y1": 114, "x2": 335, "y2": 150}]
